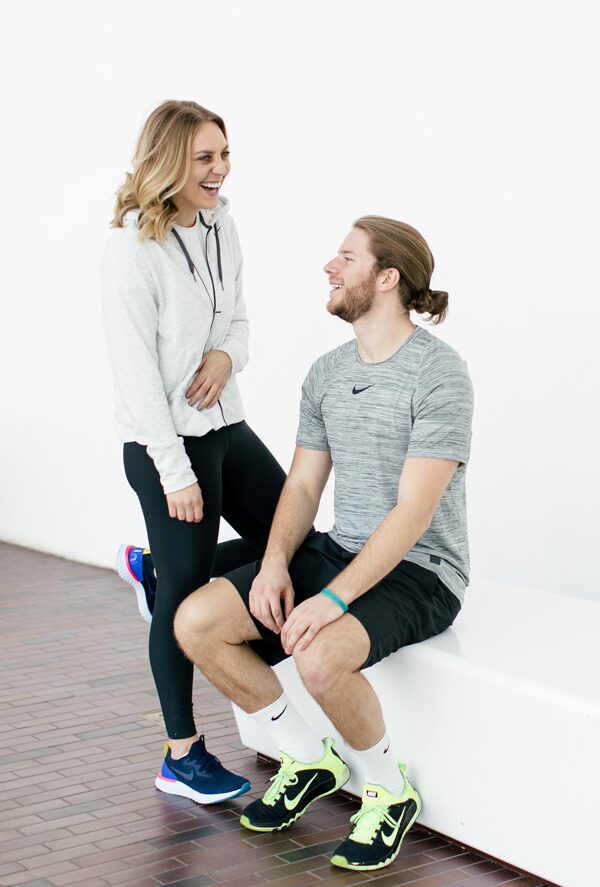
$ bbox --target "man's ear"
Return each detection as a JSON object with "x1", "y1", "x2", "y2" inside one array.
[{"x1": 378, "y1": 267, "x2": 400, "y2": 291}]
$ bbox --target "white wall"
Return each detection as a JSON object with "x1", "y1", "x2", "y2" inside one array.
[{"x1": 1, "y1": 0, "x2": 599, "y2": 601}]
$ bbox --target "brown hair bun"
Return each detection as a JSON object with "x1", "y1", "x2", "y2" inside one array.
[{"x1": 407, "y1": 288, "x2": 449, "y2": 324}]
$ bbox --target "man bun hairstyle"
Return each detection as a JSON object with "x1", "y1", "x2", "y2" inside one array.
[{"x1": 353, "y1": 215, "x2": 448, "y2": 324}]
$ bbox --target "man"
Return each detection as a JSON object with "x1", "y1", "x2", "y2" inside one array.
[{"x1": 174, "y1": 215, "x2": 473, "y2": 872}]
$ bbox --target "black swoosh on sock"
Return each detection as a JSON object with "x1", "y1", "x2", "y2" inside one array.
[{"x1": 271, "y1": 705, "x2": 287, "y2": 721}]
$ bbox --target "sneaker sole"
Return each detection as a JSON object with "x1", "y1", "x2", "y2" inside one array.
[
  {"x1": 116, "y1": 544, "x2": 153, "y2": 624},
  {"x1": 330, "y1": 791, "x2": 422, "y2": 871},
  {"x1": 155, "y1": 773, "x2": 251, "y2": 805},
  {"x1": 240, "y1": 763, "x2": 350, "y2": 832}
]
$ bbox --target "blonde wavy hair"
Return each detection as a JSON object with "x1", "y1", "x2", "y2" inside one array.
[{"x1": 112, "y1": 100, "x2": 227, "y2": 240}]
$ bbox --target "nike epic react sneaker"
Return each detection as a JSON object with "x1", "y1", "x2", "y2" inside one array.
[
  {"x1": 240, "y1": 737, "x2": 349, "y2": 832},
  {"x1": 116, "y1": 544, "x2": 156, "y2": 623},
  {"x1": 156, "y1": 735, "x2": 251, "y2": 804},
  {"x1": 330, "y1": 764, "x2": 421, "y2": 871}
]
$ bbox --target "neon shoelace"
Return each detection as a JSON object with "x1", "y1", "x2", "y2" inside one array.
[
  {"x1": 348, "y1": 803, "x2": 398, "y2": 845},
  {"x1": 263, "y1": 764, "x2": 298, "y2": 806}
]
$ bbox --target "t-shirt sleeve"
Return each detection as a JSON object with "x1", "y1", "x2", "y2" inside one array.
[
  {"x1": 295, "y1": 359, "x2": 330, "y2": 451},
  {"x1": 407, "y1": 349, "x2": 474, "y2": 464}
]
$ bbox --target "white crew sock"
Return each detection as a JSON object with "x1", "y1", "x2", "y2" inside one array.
[
  {"x1": 351, "y1": 731, "x2": 405, "y2": 795},
  {"x1": 250, "y1": 692, "x2": 324, "y2": 763}
]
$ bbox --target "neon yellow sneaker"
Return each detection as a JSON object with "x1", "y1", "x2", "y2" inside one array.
[
  {"x1": 330, "y1": 764, "x2": 421, "y2": 871},
  {"x1": 240, "y1": 737, "x2": 349, "y2": 832}
]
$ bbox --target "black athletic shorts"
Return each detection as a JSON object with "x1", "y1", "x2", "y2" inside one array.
[{"x1": 224, "y1": 531, "x2": 461, "y2": 670}]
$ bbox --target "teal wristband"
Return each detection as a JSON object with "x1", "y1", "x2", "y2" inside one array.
[{"x1": 320, "y1": 587, "x2": 348, "y2": 613}]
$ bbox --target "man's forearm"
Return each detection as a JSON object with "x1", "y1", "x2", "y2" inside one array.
[
  {"x1": 327, "y1": 501, "x2": 432, "y2": 605},
  {"x1": 263, "y1": 480, "x2": 319, "y2": 567}
]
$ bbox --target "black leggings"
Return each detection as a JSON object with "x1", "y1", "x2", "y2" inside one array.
[{"x1": 123, "y1": 421, "x2": 286, "y2": 738}]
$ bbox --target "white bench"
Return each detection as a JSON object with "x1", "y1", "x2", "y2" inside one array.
[{"x1": 233, "y1": 579, "x2": 600, "y2": 887}]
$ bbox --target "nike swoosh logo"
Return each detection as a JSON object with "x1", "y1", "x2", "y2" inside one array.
[
  {"x1": 352, "y1": 385, "x2": 373, "y2": 395},
  {"x1": 271, "y1": 705, "x2": 287, "y2": 721},
  {"x1": 383, "y1": 743, "x2": 390, "y2": 754},
  {"x1": 168, "y1": 763, "x2": 195, "y2": 781},
  {"x1": 284, "y1": 773, "x2": 318, "y2": 810},
  {"x1": 381, "y1": 807, "x2": 407, "y2": 847}
]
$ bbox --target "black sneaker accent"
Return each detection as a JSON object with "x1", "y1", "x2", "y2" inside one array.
[
  {"x1": 331, "y1": 772, "x2": 421, "y2": 871},
  {"x1": 333, "y1": 798, "x2": 418, "y2": 869},
  {"x1": 240, "y1": 738, "x2": 349, "y2": 832}
]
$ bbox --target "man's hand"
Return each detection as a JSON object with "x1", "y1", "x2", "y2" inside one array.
[
  {"x1": 249, "y1": 561, "x2": 295, "y2": 634},
  {"x1": 280, "y1": 593, "x2": 344, "y2": 655},
  {"x1": 166, "y1": 482, "x2": 203, "y2": 522},
  {"x1": 187, "y1": 350, "x2": 232, "y2": 410}
]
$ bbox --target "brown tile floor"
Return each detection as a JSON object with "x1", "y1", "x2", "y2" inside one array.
[{"x1": 0, "y1": 542, "x2": 556, "y2": 887}]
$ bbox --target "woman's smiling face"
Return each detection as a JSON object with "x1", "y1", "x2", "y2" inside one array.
[{"x1": 175, "y1": 122, "x2": 231, "y2": 219}]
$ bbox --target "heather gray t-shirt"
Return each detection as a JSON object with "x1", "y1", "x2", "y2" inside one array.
[{"x1": 296, "y1": 327, "x2": 474, "y2": 603}]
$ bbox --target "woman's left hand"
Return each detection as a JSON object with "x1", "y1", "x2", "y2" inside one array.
[{"x1": 186, "y1": 350, "x2": 232, "y2": 410}]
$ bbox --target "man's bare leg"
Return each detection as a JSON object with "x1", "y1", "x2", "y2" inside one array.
[
  {"x1": 292, "y1": 615, "x2": 384, "y2": 750},
  {"x1": 175, "y1": 581, "x2": 353, "y2": 834},
  {"x1": 175, "y1": 581, "x2": 385, "y2": 752},
  {"x1": 293, "y1": 617, "x2": 407, "y2": 798},
  {"x1": 174, "y1": 577, "x2": 326, "y2": 762},
  {"x1": 174, "y1": 577, "x2": 282, "y2": 711}
]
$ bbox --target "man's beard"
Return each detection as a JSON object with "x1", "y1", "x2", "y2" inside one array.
[{"x1": 327, "y1": 274, "x2": 376, "y2": 323}]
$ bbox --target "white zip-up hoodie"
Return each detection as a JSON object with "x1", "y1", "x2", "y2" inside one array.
[{"x1": 101, "y1": 197, "x2": 248, "y2": 494}]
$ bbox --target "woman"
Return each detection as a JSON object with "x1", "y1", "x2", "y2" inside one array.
[{"x1": 102, "y1": 100, "x2": 287, "y2": 804}]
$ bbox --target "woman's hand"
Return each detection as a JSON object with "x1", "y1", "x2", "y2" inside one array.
[
  {"x1": 187, "y1": 350, "x2": 232, "y2": 410},
  {"x1": 166, "y1": 483, "x2": 203, "y2": 522}
]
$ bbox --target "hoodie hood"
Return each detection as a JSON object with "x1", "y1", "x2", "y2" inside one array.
[{"x1": 199, "y1": 195, "x2": 230, "y2": 225}]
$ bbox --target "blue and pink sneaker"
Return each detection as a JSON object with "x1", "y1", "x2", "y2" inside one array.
[
  {"x1": 116, "y1": 544, "x2": 157, "y2": 623},
  {"x1": 156, "y1": 735, "x2": 251, "y2": 804}
]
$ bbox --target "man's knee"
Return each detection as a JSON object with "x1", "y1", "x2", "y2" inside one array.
[
  {"x1": 174, "y1": 577, "x2": 261, "y2": 659},
  {"x1": 173, "y1": 582, "x2": 216, "y2": 657},
  {"x1": 294, "y1": 640, "x2": 347, "y2": 697},
  {"x1": 293, "y1": 616, "x2": 371, "y2": 697}
]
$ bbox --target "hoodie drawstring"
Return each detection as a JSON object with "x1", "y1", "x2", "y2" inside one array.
[
  {"x1": 214, "y1": 226, "x2": 224, "y2": 289},
  {"x1": 199, "y1": 213, "x2": 224, "y2": 290}
]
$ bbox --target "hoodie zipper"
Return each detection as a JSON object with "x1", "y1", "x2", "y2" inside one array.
[{"x1": 172, "y1": 215, "x2": 229, "y2": 426}]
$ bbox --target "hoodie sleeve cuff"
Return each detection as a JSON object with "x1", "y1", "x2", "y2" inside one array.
[
  {"x1": 146, "y1": 437, "x2": 198, "y2": 494},
  {"x1": 216, "y1": 341, "x2": 246, "y2": 376}
]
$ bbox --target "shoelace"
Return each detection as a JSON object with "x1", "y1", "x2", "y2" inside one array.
[
  {"x1": 348, "y1": 803, "x2": 398, "y2": 845},
  {"x1": 188, "y1": 738, "x2": 222, "y2": 775},
  {"x1": 263, "y1": 764, "x2": 298, "y2": 806}
]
